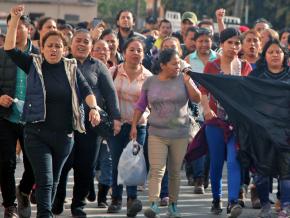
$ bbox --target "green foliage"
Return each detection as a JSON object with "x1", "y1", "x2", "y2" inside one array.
[{"x1": 97, "y1": 0, "x2": 147, "y2": 28}]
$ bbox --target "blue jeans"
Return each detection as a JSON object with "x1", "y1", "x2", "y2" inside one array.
[
  {"x1": 255, "y1": 175, "x2": 290, "y2": 208},
  {"x1": 98, "y1": 141, "x2": 112, "y2": 186},
  {"x1": 205, "y1": 125, "x2": 241, "y2": 203},
  {"x1": 186, "y1": 156, "x2": 206, "y2": 179},
  {"x1": 24, "y1": 124, "x2": 73, "y2": 218},
  {"x1": 108, "y1": 123, "x2": 147, "y2": 200}
]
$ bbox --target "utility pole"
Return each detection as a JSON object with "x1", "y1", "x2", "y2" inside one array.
[
  {"x1": 135, "y1": 0, "x2": 141, "y2": 30},
  {"x1": 245, "y1": 0, "x2": 249, "y2": 24}
]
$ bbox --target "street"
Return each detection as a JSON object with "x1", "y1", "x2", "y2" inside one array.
[{"x1": 0, "y1": 160, "x2": 279, "y2": 218}]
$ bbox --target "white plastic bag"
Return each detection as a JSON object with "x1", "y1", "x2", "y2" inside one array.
[{"x1": 117, "y1": 140, "x2": 147, "y2": 186}]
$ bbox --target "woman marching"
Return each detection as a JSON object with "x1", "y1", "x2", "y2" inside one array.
[
  {"x1": 4, "y1": 5, "x2": 100, "y2": 218},
  {"x1": 130, "y1": 48, "x2": 201, "y2": 218}
]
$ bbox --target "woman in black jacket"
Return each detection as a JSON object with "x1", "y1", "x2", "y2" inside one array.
[{"x1": 4, "y1": 5, "x2": 100, "y2": 218}]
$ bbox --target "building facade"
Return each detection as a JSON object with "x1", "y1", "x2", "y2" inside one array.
[{"x1": 0, "y1": 0, "x2": 98, "y2": 24}]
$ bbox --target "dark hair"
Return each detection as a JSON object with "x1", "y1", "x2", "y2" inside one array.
[
  {"x1": 100, "y1": 28, "x2": 118, "y2": 40},
  {"x1": 198, "y1": 20, "x2": 214, "y2": 28},
  {"x1": 220, "y1": 27, "x2": 241, "y2": 44},
  {"x1": 279, "y1": 28, "x2": 290, "y2": 40},
  {"x1": 116, "y1": 9, "x2": 135, "y2": 25},
  {"x1": 256, "y1": 38, "x2": 288, "y2": 69},
  {"x1": 194, "y1": 28, "x2": 213, "y2": 41},
  {"x1": 153, "y1": 48, "x2": 179, "y2": 73},
  {"x1": 38, "y1": 17, "x2": 55, "y2": 31},
  {"x1": 42, "y1": 30, "x2": 66, "y2": 48},
  {"x1": 254, "y1": 18, "x2": 272, "y2": 28},
  {"x1": 122, "y1": 37, "x2": 145, "y2": 53},
  {"x1": 185, "y1": 26, "x2": 199, "y2": 37},
  {"x1": 6, "y1": 14, "x2": 30, "y2": 26},
  {"x1": 288, "y1": 34, "x2": 290, "y2": 45},
  {"x1": 158, "y1": 19, "x2": 171, "y2": 28}
]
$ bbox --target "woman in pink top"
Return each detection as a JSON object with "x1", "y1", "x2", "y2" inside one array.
[{"x1": 107, "y1": 37, "x2": 152, "y2": 217}]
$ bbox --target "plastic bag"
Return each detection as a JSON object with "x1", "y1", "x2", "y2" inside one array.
[{"x1": 117, "y1": 140, "x2": 147, "y2": 186}]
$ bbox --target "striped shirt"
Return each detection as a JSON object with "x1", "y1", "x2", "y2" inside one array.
[{"x1": 109, "y1": 63, "x2": 152, "y2": 125}]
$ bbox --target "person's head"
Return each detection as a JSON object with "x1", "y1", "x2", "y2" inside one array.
[
  {"x1": 41, "y1": 30, "x2": 66, "y2": 64},
  {"x1": 145, "y1": 16, "x2": 157, "y2": 31},
  {"x1": 194, "y1": 28, "x2": 213, "y2": 55},
  {"x1": 261, "y1": 28, "x2": 279, "y2": 49},
  {"x1": 58, "y1": 23, "x2": 74, "y2": 45},
  {"x1": 70, "y1": 28, "x2": 93, "y2": 63},
  {"x1": 38, "y1": 17, "x2": 57, "y2": 39},
  {"x1": 184, "y1": 26, "x2": 199, "y2": 52},
  {"x1": 100, "y1": 29, "x2": 119, "y2": 55},
  {"x1": 257, "y1": 39, "x2": 288, "y2": 71},
  {"x1": 0, "y1": 33, "x2": 5, "y2": 48},
  {"x1": 181, "y1": 11, "x2": 197, "y2": 36},
  {"x1": 160, "y1": 36, "x2": 182, "y2": 57},
  {"x1": 220, "y1": 28, "x2": 242, "y2": 59},
  {"x1": 279, "y1": 28, "x2": 290, "y2": 47},
  {"x1": 91, "y1": 39, "x2": 110, "y2": 64},
  {"x1": 198, "y1": 20, "x2": 214, "y2": 35},
  {"x1": 116, "y1": 9, "x2": 135, "y2": 32},
  {"x1": 158, "y1": 48, "x2": 181, "y2": 77},
  {"x1": 254, "y1": 18, "x2": 271, "y2": 33},
  {"x1": 123, "y1": 37, "x2": 145, "y2": 66},
  {"x1": 158, "y1": 19, "x2": 172, "y2": 38},
  {"x1": 6, "y1": 14, "x2": 30, "y2": 46},
  {"x1": 241, "y1": 29, "x2": 262, "y2": 58}
]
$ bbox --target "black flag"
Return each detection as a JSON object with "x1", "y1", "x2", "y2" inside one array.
[{"x1": 188, "y1": 71, "x2": 290, "y2": 176}]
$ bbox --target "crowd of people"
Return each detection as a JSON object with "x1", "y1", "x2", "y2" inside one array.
[{"x1": 0, "y1": 3, "x2": 289, "y2": 218}]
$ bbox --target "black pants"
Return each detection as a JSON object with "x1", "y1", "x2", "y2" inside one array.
[
  {"x1": 0, "y1": 118, "x2": 34, "y2": 208},
  {"x1": 24, "y1": 124, "x2": 74, "y2": 218},
  {"x1": 54, "y1": 127, "x2": 101, "y2": 209}
]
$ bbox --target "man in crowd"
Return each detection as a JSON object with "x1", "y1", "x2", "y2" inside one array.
[
  {"x1": 116, "y1": 9, "x2": 145, "y2": 52},
  {"x1": 172, "y1": 11, "x2": 198, "y2": 43},
  {"x1": 0, "y1": 14, "x2": 38, "y2": 218}
]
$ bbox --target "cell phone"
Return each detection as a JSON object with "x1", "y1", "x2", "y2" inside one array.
[{"x1": 92, "y1": 18, "x2": 103, "y2": 28}]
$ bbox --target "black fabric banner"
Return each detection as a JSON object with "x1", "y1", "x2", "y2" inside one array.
[{"x1": 188, "y1": 71, "x2": 290, "y2": 176}]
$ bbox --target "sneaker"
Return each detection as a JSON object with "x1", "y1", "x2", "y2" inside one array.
[
  {"x1": 227, "y1": 202, "x2": 242, "y2": 218},
  {"x1": 160, "y1": 197, "x2": 169, "y2": 207},
  {"x1": 257, "y1": 203, "x2": 272, "y2": 218},
  {"x1": 167, "y1": 203, "x2": 181, "y2": 218},
  {"x1": 144, "y1": 202, "x2": 160, "y2": 218},
  {"x1": 16, "y1": 186, "x2": 31, "y2": 218},
  {"x1": 71, "y1": 207, "x2": 87, "y2": 218},
  {"x1": 107, "y1": 199, "x2": 122, "y2": 213},
  {"x1": 211, "y1": 199, "x2": 223, "y2": 215},
  {"x1": 4, "y1": 206, "x2": 18, "y2": 218},
  {"x1": 250, "y1": 185, "x2": 261, "y2": 209},
  {"x1": 51, "y1": 197, "x2": 64, "y2": 215},
  {"x1": 127, "y1": 198, "x2": 142, "y2": 217},
  {"x1": 194, "y1": 177, "x2": 205, "y2": 194}
]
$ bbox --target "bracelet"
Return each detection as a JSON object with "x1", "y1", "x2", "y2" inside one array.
[{"x1": 90, "y1": 106, "x2": 98, "y2": 111}]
